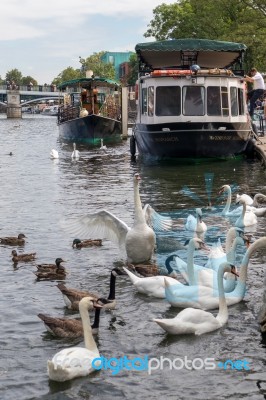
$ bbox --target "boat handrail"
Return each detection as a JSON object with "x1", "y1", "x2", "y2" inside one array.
[
  {"x1": 150, "y1": 68, "x2": 235, "y2": 77},
  {"x1": 58, "y1": 104, "x2": 80, "y2": 123}
]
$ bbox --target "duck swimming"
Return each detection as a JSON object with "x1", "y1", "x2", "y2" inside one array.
[
  {"x1": 38, "y1": 306, "x2": 101, "y2": 338},
  {"x1": 11, "y1": 250, "x2": 36, "y2": 263},
  {"x1": 35, "y1": 258, "x2": 66, "y2": 280},
  {"x1": 57, "y1": 267, "x2": 124, "y2": 310},
  {"x1": 0, "y1": 233, "x2": 26, "y2": 246},
  {"x1": 72, "y1": 238, "x2": 102, "y2": 248}
]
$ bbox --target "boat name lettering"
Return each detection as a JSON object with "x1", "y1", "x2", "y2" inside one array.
[
  {"x1": 209, "y1": 136, "x2": 239, "y2": 141},
  {"x1": 155, "y1": 137, "x2": 179, "y2": 142}
]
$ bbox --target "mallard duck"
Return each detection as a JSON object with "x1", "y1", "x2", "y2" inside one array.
[
  {"x1": 57, "y1": 267, "x2": 124, "y2": 310},
  {"x1": 11, "y1": 250, "x2": 36, "y2": 263},
  {"x1": 72, "y1": 238, "x2": 102, "y2": 248},
  {"x1": 35, "y1": 258, "x2": 66, "y2": 280},
  {"x1": 38, "y1": 306, "x2": 101, "y2": 338},
  {"x1": 127, "y1": 263, "x2": 159, "y2": 277},
  {"x1": 0, "y1": 233, "x2": 26, "y2": 246}
]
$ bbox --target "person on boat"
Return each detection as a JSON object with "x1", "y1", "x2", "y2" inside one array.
[{"x1": 243, "y1": 68, "x2": 265, "y2": 119}]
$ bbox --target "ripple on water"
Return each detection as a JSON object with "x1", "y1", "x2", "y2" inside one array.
[{"x1": 0, "y1": 115, "x2": 265, "y2": 400}]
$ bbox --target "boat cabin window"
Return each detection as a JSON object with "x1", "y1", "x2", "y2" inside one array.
[
  {"x1": 238, "y1": 88, "x2": 245, "y2": 115},
  {"x1": 230, "y1": 87, "x2": 238, "y2": 116},
  {"x1": 221, "y1": 86, "x2": 229, "y2": 116},
  {"x1": 207, "y1": 87, "x2": 221, "y2": 116},
  {"x1": 142, "y1": 88, "x2": 147, "y2": 115},
  {"x1": 183, "y1": 86, "x2": 204, "y2": 116},
  {"x1": 155, "y1": 86, "x2": 181, "y2": 116},
  {"x1": 148, "y1": 86, "x2": 154, "y2": 116}
]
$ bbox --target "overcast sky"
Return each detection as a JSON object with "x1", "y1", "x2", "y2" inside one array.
[{"x1": 0, "y1": 0, "x2": 174, "y2": 84}]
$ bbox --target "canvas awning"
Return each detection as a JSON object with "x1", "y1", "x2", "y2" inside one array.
[
  {"x1": 135, "y1": 39, "x2": 247, "y2": 70},
  {"x1": 58, "y1": 77, "x2": 120, "y2": 90}
]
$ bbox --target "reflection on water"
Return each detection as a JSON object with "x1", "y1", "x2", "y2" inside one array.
[{"x1": 0, "y1": 114, "x2": 265, "y2": 400}]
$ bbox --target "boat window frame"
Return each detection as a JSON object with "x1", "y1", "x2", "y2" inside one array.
[
  {"x1": 155, "y1": 86, "x2": 181, "y2": 116},
  {"x1": 141, "y1": 87, "x2": 147, "y2": 115},
  {"x1": 207, "y1": 86, "x2": 222, "y2": 116},
  {"x1": 183, "y1": 86, "x2": 205, "y2": 116},
  {"x1": 230, "y1": 87, "x2": 238, "y2": 116},
  {"x1": 148, "y1": 86, "x2": 154, "y2": 116}
]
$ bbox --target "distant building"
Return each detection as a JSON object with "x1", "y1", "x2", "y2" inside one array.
[{"x1": 100, "y1": 51, "x2": 134, "y2": 80}]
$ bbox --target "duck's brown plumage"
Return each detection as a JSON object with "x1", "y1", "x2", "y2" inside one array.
[
  {"x1": 128, "y1": 263, "x2": 159, "y2": 277},
  {"x1": 57, "y1": 283, "x2": 98, "y2": 310},
  {"x1": 38, "y1": 308, "x2": 101, "y2": 338},
  {"x1": 12, "y1": 250, "x2": 36, "y2": 263},
  {"x1": 0, "y1": 233, "x2": 26, "y2": 246},
  {"x1": 35, "y1": 258, "x2": 66, "y2": 280},
  {"x1": 57, "y1": 267, "x2": 124, "y2": 310},
  {"x1": 72, "y1": 238, "x2": 102, "y2": 248}
]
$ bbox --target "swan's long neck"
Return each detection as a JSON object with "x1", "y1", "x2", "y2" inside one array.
[
  {"x1": 222, "y1": 186, "x2": 231, "y2": 215},
  {"x1": 124, "y1": 268, "x2": 140, "y2": 284},
  {"x1": 226, "y1": 236, "x2": 242, "y2": 264},
  {"x1": 227, "y1": 237, "x2": 266, "y2": 299},
  {"x1": 225, "y1": 228, "x2": 236, "y2": 254},
  {"x1": 216, "y1": 265, "x2": 228, "y2": 325},
  {"x1": 108, "y1": 270, "x2": 116, "y2": 300},
  {"x1": 133, "y1": 180, "x2": 146, "y2": 226},
  {"x1": 187, "y1": 241, "x2": 196, "y2": 285},
  {"x1": 79, "y1": 302, "x2": 99, "y2": 353}
]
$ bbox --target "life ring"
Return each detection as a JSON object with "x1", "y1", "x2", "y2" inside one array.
[{"x1": 151, "y1": 70, "x2": 191, "y2": 77}]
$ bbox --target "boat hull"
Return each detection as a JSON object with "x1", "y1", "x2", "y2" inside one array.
[
  {"x1": 134, "y1": 122, "x2": 251, "y2": 159},
  {"x1": 58, "y1": 114, "x2": 122, "y2": 145}
]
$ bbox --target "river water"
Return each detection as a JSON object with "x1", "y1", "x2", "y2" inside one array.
[{"x1": 0, "y1": 114, "x2": 265, "y2": 400}]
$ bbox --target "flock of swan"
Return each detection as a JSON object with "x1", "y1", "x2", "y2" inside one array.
[
  {"x1": 3, "y1": 173, "x2": 265, "y2": 382},
  {"x1": 50, "y1": 141, "x2": 108, "y2": 160},
  {"x1": 41, "y1": 172, "x2": 265, "y2": 382}
]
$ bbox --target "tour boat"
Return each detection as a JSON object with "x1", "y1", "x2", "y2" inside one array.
[
  {"x1": 57, "y1": 77, "x2": 122, "y2": 145},
  {"x1": 130, "y1": 38, "x2": 253, "y2": 160}
]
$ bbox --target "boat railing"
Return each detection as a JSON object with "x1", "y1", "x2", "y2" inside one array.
[
  {"x1": 58, "y1": 105, "x2": 80, "y2": 123},
  {"x1": 99, "y1": 95, "x2": 121, "y2": 120}
]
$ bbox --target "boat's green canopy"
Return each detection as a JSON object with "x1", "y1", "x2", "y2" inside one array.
[
  {"x1": 58, "y1": 77, "x2": 120, "y2": 90},
  {"x1": 135, "y1": 38, "x2": 247, "y2": 70}
]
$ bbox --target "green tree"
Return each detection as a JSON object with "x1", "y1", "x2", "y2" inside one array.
[
  {"x1": 81, "y1": 52, "x2": 116, "y2": 80},
  {"x1": 126, "y1": 53, "x2": 139, "y2": 86},
  {"x1": 52, "y1": 66, "x2": 81, "y2": 86},
  {"x1": 21, "y1": 76, "x2": 38, "y2": 85},
  {"x1": 5, "y1": 69, "x2": 23, "y2": 85},
  {"x1": 144, "y1": 0, "x2": 266, "y2": 71}
]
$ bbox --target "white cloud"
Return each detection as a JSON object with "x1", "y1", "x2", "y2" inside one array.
[{"x1": 0, "y1": 0, "x2": 174, "y2": 82}]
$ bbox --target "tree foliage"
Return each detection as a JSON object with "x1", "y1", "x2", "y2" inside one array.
[
  {"x1": 144, "y1": 0, "x2": 266, "y2": 72},
  {"x1": 80, "y1": 52, "x2": 116, "y2": 80},
  {"x1": 126, "y1": 54, "x2": 139, "y2": 86},
  {"x1": 52, "y1": 66, "x2": 81, "y2": 86},
  {"x1": 5, "y1": 69, "x2": 23, "y2": 85}
]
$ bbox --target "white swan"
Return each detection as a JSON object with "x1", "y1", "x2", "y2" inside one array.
[
  {"x1": 167, "y1": 237, "x2": 237, "y2": 292},
  {"x1": 185, "y1": 208, "x2": 207, "y2": 233},
  {"x1": 61, "y1": 173, "x2": 156, "y2": 264},
  {"x1": 100, "y1": 139, "x2": 107, "y2": 151},
  {"x1": 236, "y1": 193, "x2": 266, "y2": 207},
  {"x1": 235, "y1": 199, "x2": 257, "y2": 228},
  {"x1": 71, "y1": 143, "x2": 80, "y2": 159},
  {"x1": 165, "y1": 237, "x2": 266, "y2": 310},
  {"x1": 204, "y1": 227, "x2": 250, "y2": 271},
  {"x1": 47, "y1": 297, "x2": 101, "y2": 382},
  {"x1": 50, "y1": 149, "x2": 59, "y2": 159},
  {"x1": 123, "y1": 263, "x2": 181, "y2": 299},
  {"x1": 154, "y1": 262, "x2": 237, "y2": 335},
  {"x1": 219, "y1": 185, "x2": 258, "y2": 216}
]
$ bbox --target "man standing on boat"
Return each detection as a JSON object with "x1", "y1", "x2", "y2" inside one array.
[{"x1": 243, "y1": 68, "x2": 265, "y2": 119}]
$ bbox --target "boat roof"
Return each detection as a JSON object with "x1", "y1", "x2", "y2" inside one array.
[
  {"x1": 135, "y1": 38, "x2": 247, "y2": 70},
  {"x1": 58, "y1": 77, "x2": 120, "y2": 90}
]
